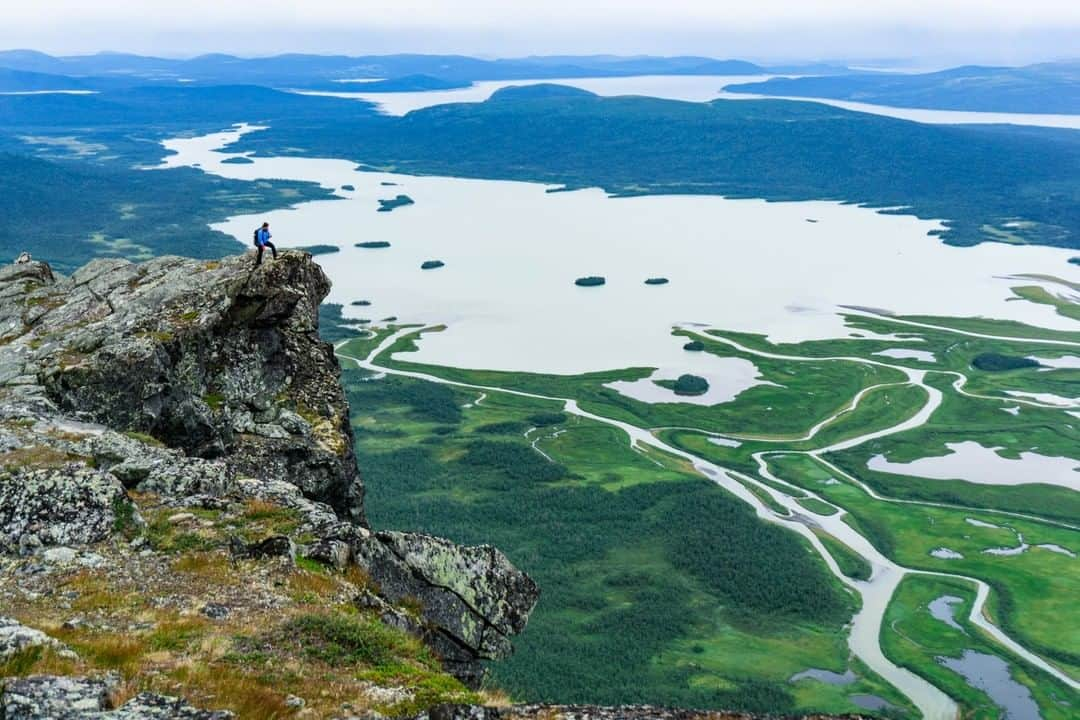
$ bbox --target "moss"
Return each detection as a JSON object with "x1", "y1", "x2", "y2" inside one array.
[
  {"x1": 112, "y1": 497, "x2": 140, "y2": 539},
  {"x1": 134, "y1": 329, "x2": 175, "y2": 344},
  {"x1": 288, "y1": 611, "x2": 410, "y2": 667},
  {"x1": 202, "y1": 392, "x2": 225, "y2": 411},
  {"x1": 0, "y1": 445, "x2": 91, "y2": 471},
  {"x1": 123, "y1": 430, "x2": 165, "y2": 448}
]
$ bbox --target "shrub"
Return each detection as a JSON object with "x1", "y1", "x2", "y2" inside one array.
[
  {"x1": 672, "y1": 374, "x2": 709, "y2": 396},
  {"x1": 971, "y1": 353, "x2": 1040, "y2": 372}
]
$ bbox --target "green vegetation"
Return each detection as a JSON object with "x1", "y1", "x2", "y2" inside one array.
[
  {"x1": 683, "y1": 340, "x2": 705, "y2": 351},
  {"x1": 812, "y1": 531, "x2": 871, "y2": 581},
  {"x1": 344, "y1": 368, "x2": 875, "y2": 714},
  {"x1": 768, "y1": 453, "x2": 1080, "y2": 675},
  {"x1": 664, "y1": 374, "x2": 709, "y2": 396},
  {"x1": 421, "y1": 260, "x2": 445, "y2": 270},
  {"x1": 220, "y1": 155, "x2": 254, "y2": 165},
  {"x1": 644, "y1": 277, "x2": 669, "y2": 285},
  {"x1": 357, "y1": 241, "x2": 391, "y2": 248},
  {"x1": 0, "y1": 152, "x2": 335, "y2": 273},
  {"x1": 971, "y1": 353, "x2": 1041, "y2": 372},
  {"x1": 575, "y1": 276, "x2": 605, "y2": 287},
  {"x1": 882, "y1": 575, "x2": 1076, "y2": 720},
  {"x1": 297, "y1": 244, "x2": 339, "y2": 255}
]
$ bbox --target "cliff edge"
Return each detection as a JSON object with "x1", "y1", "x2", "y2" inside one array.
[{"x1": 0, "y1": 251, "x2": 538, "y2": 716}]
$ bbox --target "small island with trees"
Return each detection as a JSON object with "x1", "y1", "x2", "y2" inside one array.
[
  {"x1": 644, "y1": 277, "x2": 669, "y2": 285},
  {"x1": 575, "y1": 276, "x2": 606, "y2": 287},
  {"x1": 377, "y1": 194, "x2": 415, "y2": 212},
  {"x1": 297, "y1": 244, "x2": 339, "y2": 256},
  {"x1": 971, "y1": 353, "x2": 1041, "y2": 372},
  {"x1": 221, "y1": 156, "x2": 254, "y2": 165},
  {"x1": 421, "y1": 260, "x2": 445, "y2": 270},
  {"x1": 341, "y1": 184, "x2": 355, "y2": 191},
  {"x1": 351, "y1": 300, "x2": 372, "y2": 306},
  {"x1": 657, "y1": 374, "x2": 710, "y2": 396},
  {"x1": 356, "y1": 241, "x2": 391, "y2": 249}
]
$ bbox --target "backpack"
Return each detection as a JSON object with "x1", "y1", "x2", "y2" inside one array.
[{"x1": 253, "y1": 228, "x2": 261, "y2": 247}]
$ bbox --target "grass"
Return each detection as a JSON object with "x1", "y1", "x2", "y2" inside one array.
[
  {"x1": 373, "y1": 326, "x2": 905, "y2": 440},
  {"x1": 768, "y1": 453, "x2": 1080, "y2": 675},
  {"x1": 882, "y1": 575, "x2": 1077, "y2": 720},
  {"x1": 812, "y1": 530, "x2": 871, "y2": 581}
]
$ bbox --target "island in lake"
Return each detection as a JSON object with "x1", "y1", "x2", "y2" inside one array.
[
  {"x1": 575, "y1": 276, "x2": 606, "y2": 287},
  {"x1": 351, "y1": 299, "x2": 372, "y2": 306},
  {"x1": 341, "y1": 184, "x2": 355, "y2": 191},
  {"x1": 971, "y1": 353, "x2": 1041, "y2": 371},
  {"x1": 220, "y1": 156, "x2": 254, "y2": 165},
  {"x1": 377, "y1": 194, "x2": 415, "y2": 212},
  {"x1": 421, "y1": 260, "x2": 445, "y2": 270},
  {"x1": 659, "y1": 374, "x2": 710, "y2": 396},
  {"x1": 356, "y1": 241, "x2": 391, "y2": 249},
  {"x1": 297, "y1": 244, "x2": 339, "y2": 256},
  {"x1": 645, "y1": 277, "x2": 669, "y2": 285}
]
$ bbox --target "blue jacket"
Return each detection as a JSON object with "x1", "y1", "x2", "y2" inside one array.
[{"x1": 256, "y1": 228, "x2": 272, "y2": 245}]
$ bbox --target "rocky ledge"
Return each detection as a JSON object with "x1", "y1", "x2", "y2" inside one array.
[{"x1": 0, "y1": 251, "x2": 539, "y2": 716}]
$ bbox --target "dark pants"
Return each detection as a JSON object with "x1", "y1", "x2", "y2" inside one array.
[{"x1": 255, "y1": 241, "x2": 277, "y2": 265}]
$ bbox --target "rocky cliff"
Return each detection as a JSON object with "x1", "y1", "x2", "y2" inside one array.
[{"x1": 0, "y1": 251, "x2": 539, "y2": 717}]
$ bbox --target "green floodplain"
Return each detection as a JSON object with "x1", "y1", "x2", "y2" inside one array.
[{"x1": 327, "y1": 290, "x2": 1079, "y2": 719}]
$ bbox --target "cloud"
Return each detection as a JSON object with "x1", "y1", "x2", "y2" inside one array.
[{"x1": 1, "y1": 1, "x2": 1077, "y2": 62}]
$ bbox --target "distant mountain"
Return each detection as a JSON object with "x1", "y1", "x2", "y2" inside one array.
[
  {"x1": 0, "y1": 68, "x2": 89, "y2": 92},
  {"x1": 0, "y1": 50, "x2": 769, "y2": 88},
  {"x1": 725, "y1": 62, "x2": 1080, "y2": 114}
]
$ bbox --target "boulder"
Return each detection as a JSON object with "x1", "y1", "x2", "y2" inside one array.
[
  {"x1": 352, "y1": 530, "x2": 539, "y2": 685},
  {"x1": 0, "y1": 466, "x2": 134, "y2": 554}
]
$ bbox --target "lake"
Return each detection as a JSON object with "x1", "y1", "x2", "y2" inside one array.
[
  {"x1": 161, "y1": 125, "x2": 1078, "y2": 382},
  {"x1": 293, "y1": 74, "x2": 1080, "y2": 130}
]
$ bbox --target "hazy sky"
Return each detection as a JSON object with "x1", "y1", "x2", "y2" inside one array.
[{"x1": 3, "y1": 1, "x2": 1078, "y2": 65}]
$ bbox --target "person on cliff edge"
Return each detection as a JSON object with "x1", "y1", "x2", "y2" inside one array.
[{"x1": 253, "y1": 222, "x2": 277, "y2": 266}]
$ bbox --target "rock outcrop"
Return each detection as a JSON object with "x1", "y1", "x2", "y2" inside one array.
[
  {"x1": 1, "y1": 675, "x2": 232, "y2": 719},
  {"x1": 0, "y1": 251, "x2": 539, "y2": 688},
  {"x1": 0, "y1": 252, "x2": 362, "y2": 522}
]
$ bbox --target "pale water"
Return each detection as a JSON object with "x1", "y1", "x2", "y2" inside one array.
[
  {"x1": 293, "y1": 74, "x2": 1080, "y2": 130},
  {"x1": 868, "y1": 442, "x2": 1079, "y2": 490},
  {"x1": 162, "y1": 126, "x2": 1080, "y2": 381},
  {"x1": 873, "y1": 348, "x2": 937, "y2": 362}
]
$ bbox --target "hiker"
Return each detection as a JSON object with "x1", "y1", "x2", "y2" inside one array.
[{"x1": 253, "y1": 222, "x2": 278, "y2": 266}]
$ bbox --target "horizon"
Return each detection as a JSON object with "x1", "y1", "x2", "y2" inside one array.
[
  {"x1": 3, "y1": 1, "x2": 1079, "y2": 67},
  {"x1": 1, "y1": 47, "x2": 1077, "y2": 73}
]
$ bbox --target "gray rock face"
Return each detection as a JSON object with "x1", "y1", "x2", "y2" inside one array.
[
  {"x1": 0, "y1": 466, "x2": 132, "y2": 555},
  {"x1": 0, "y1": 252, "x2": 362, "y2": 523},
  {"x1": 0, "y1": 675, "x2": 233, "y2": 719}
]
